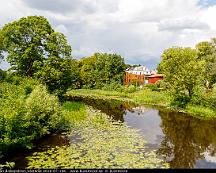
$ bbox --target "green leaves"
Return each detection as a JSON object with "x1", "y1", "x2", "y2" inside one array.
[
  {"x1": 79, "y1": 53, "x2": 125, "y2": 89},
  {"x1": 0, "y1": 81, "x2": 67, "y2": 158},
  {"x1": 27, "y1": 107, "x2": 169, "y2": 169},
  {"x1": 1, "y1": 16, "x2": 71, "y2": 78},
  {"x1": 158, "y1": 47, "x2": 205, "y2": 107}
]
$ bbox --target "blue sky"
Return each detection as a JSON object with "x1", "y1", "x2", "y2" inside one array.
[
  {"x1": 199, "y1": 0, "x2": 216, "y2": 6},
  {"x1": 1, "y1": 0, "x2": 216, "y2": 69}
]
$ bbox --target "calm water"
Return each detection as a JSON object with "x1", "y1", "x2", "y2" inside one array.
[{"x1": 5, "y1": 97, "x2": 216, "y2": 168}]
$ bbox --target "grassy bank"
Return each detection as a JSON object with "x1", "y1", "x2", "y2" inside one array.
[
  {"x1": 66, "y1": 89, "x2": 216, "y2": 119},
  {"x1": 66, "y1": 88, "x2": 170, "y2": 106},
  {"x1": 27, "y1": 102, "x2": 169, "y2": 169}
]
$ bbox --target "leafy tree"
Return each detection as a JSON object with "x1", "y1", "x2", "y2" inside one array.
[
  {"x1": 79, "y1": 55, "x2": 97, "y2": 88},
  {"x1": 196, "y1": 39, "x2": 216, "y2": 87},
  {"x1": 34, "y1": 57, "x2": 80, "y2": 96},
  {"x1": 79, "y1": 53, "x2": 125, "y2": 89},
  {"x1": 1, "y1": 16, "x2": 71, "y2": 77},
  {"x1": 158, "y1": 47, "x2": 205, "y2": 107},
  {"x1": 94, "y1": 53, "x2": 125, "y2": 88}
]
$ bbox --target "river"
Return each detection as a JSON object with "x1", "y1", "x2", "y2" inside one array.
[{"x1": 6, "y1": 97, "x2": 216, "y2": 169}]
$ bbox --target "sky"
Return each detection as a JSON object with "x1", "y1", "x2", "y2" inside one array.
[{"x1": 1, "y1": 0, "x2": 216, "y2": 69}]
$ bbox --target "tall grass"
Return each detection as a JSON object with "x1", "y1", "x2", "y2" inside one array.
[
  {"x1": 62, "y1": 102, "x2": 86, "y2": 124},
  {"x1": 67, "y1": 88, "x2": 170, "y2": 106}
]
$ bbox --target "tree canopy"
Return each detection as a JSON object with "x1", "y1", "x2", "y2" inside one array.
[
  {"x1": 158, "y1": 47, "x2": 205, "y2": 107},
  {"x1": 1, "y1": 16, "x2": 71, "y2": 77},
  {"x1": 78, "y1": 53, "x2": 126, "y2": 89}
]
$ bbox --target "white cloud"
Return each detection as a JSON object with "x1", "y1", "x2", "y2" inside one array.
[{"x1": 1, "y1": 0, "x2": 216, "y2": 68}]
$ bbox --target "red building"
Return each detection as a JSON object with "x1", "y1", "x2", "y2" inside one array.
[
  {"x1": 124, "y1": 72, "x2": 145, "y2": 86},
  {"x1": 148, "y1": 74, "x2": 164, "y2": 84}
]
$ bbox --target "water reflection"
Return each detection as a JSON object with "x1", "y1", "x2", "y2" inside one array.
[
  {"x1": 67, "y1": 96, "x2": 136, "y2": 121},
  {"x1": 68, "y1": 96, "x2": 216, "y2": 168},
  {"x1": 157, "y1": 109, "x2": 216, "y2": 168}
]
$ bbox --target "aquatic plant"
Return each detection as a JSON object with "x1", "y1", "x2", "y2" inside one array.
[{"x1": 27, "y1": 107, "x2": 169, "y2": 169}]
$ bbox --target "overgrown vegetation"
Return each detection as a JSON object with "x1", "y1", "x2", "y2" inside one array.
[
  {"x1": 27, "y1": 104, "x2": 169, "y2": 169},
  {"x1": 0, "y1": 79, "x2": 67, "y2": 159},
  {"x1": 158, "y1": 39, "x2": 216, "y2": 110}
]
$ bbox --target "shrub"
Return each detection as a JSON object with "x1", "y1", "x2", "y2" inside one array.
[
  {"x1": 144, "y1": 84, "x2": 159, "y2": 91},
  {"x1": 0, "y1": 69, "x2": 6, "y2": 81},
  {"x1": 25, "y1": 84, "x2": 63, "y2": 137},
  {"x1": 0, "y1": 82, "x2": 66, "y2": 158},
  {"x1": 125, "y1": 85, "x2": 137, "y2": 93}
]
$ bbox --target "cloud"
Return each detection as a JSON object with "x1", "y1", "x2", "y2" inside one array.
[
  {"x1": 22, "y1": 0, "x2": 98, "y2": 14},
  {"x1": 158, "y1": 17, "x2": 210, "y2": 31},
  {"x1": 1, "y1": 0, "x2": 216, "y2": 69}
]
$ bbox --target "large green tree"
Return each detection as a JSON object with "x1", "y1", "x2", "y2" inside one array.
[
  {"x1": 34, "y1": 57, "x2": 80, "y2": 96},
  {"x1": 79, "y1": 53, "x2": 125, "y2": 89},
  {"x1": 1, "y1": 16, "x2": 71, "y2": 77},
  {"x1": 94, "y1": 53, "x2": 125, "y2": 88},
  {"x1": 158, "y1": 47, "x2": 205, "y2": 106},
  {"x1": 79, "y1": 55, "x2": 97, "y2": 88},
  {"x1": 196, "y1": 39, "x2": 216, "y2": 88}
]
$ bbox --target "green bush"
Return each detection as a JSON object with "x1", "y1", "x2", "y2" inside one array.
[
  {"x1": 0, "y1": 82, "x2": 66, "y2": 158},
  {"x1": 0, "y1": 69, "x2": 6, "y2": 81},
  {"x1": 170, "y1": 94, "x2": 191, "y2": 108},
  {"x1": 25, "y1": 84, "x2": 64, "y2": 136},
  {"x1": 144, "y1": 84, "x2": 159, "y2": 91},
  {"x1": 125, "y1": 85, "x2": 137, "y2": 93},
  {"x1": 101, "y1": 81, "x2": 124, "y2": 92}
]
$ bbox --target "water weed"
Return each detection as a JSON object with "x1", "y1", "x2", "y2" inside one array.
[{"x1": 27, "y1": 108, "x2": 169, "y2": 169}]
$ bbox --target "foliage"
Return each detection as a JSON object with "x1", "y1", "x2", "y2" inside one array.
[
  {"x1": 0, "y1": 69, "x2": 6, "y2": 81},
  {"x1": 62, "y1": 102, "x2": 86, "y2": 124},
  {"x1": 25, "y1": 84, "x2": 64, "y2": 135},
  {"x1": 27, "y1": 108, "x2": 169, "y2": 169},
  {"x1": 158, "y1": 47, "x2": 205, "y2": 107},
  {"x1": 0, "y1": 162, "x2": 15, "y2": 169},
  {"x1": 0, "y1": 82, "x2": 66, "y2": 158},
  {"x1": 196, "y1": 40, "x2": 216, "y2": 88},
  {"x1": 34, "y1": 58, "x2": 80, "y2": 96},
  {"x1": 79, "y1": 53, "x2": 126, "y2": 89},
  {"x1": 1, "y1": 16, "x2": 72, "y2": 77},
  {"x1": 67, "y1": 88, "x2": 170, "y2": 107},
  {"x1": 79, "y1": 55, "x2": 97, "y2": 88},
  {"x1": 144, "y1": 84, "x2": 159, "y2": 91}
]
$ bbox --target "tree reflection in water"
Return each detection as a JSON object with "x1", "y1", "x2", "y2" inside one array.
[{"x1": 158, "y1": 109, "x2": 216, "y2": 168}]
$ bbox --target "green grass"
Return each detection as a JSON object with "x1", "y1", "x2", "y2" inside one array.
[
  {"x1": 66, "y1": 88, "x2": 216, "y2": 119},
  {"x1": 129, "y1": 89, "x2": 171, "y2": 106},
  {"x1": 62, "y1": 102, "x2": 86, "y2": 124},
  {"x1": 186, "y1": 105, "x2": 216, "y2": 119},
  {"x1": 66, "y1": 88, "x2": 171, "y2": 106}
]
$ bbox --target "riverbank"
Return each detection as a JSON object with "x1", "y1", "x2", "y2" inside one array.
[{"x1": 66, "y1": 89, "x2": 216, "y2": 119}]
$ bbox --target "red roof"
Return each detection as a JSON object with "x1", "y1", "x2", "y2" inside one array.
[{"x1": 148, "y1": 74, "x2": 163, "y2": 78}]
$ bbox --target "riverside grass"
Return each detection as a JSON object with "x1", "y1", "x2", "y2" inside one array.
[
  {"x1": 66, "y1": 88, "x2": 170, "y2": 106},
  {"x1": 66, "y1": 89, "x2": 216, "y2": 119},
  {"x1": 27, "y1": 103, "x2": 169, "y2": 169}
]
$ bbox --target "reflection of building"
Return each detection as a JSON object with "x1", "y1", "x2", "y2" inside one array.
[
  {"x1": 124, "y1": 66, "x2": 163, "y2": 86},
  {"x1": 132, "y1": 106, "x2": 148, "y2": 114}
]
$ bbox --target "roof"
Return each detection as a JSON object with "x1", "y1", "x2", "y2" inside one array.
[{"x1": 148, "y1": 74, "x2": 164, "y2": 78}]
